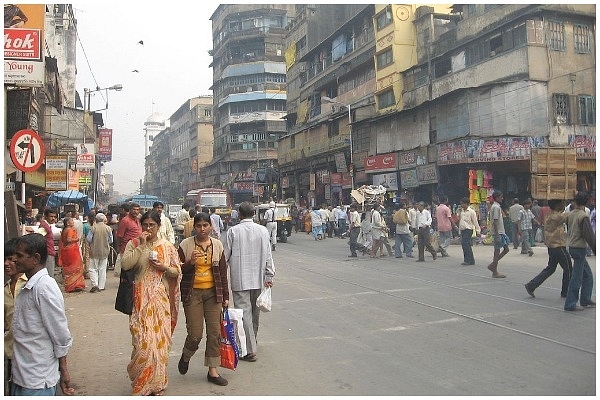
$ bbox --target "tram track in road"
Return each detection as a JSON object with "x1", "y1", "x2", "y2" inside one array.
[{"x1": 276, "y1": 242, "x2": 596, "y2": 356}]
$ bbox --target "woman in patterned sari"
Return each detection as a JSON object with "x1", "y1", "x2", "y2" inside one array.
[
  {"x1": 58, "y1": 217, "x2": 85, "y2": 292},
  {"x1": 121, "y1": 210, "x2": 182, "y2": 396}
]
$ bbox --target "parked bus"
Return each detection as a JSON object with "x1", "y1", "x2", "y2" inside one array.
[
  {"x1": 185, "y1": 188, "x2": 232, "y2": 226},
  {"x1": 122, "y1": 194, "x2": 164, "y2": 213}
]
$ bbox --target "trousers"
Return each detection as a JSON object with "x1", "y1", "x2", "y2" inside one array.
[
  {"x1": 394, "y1": 233, "x2": 414, "y2": 257},
  {"x1": 460, "y1": 229, "x2": 475, "y2": 264},
  {"x1": 564, "y1": 247, "x2": 594, "y2": 310},
  {"x1": 181, "y1": 288, "x2": 222, "y2": 367},
  {"x1": 527, "y1": 247, "x2": 572, "y2": 296},
  {"x1": 88, "y1": 257, "x2": 108, "y2": 289},
  {"x1": 349, "y1": 227, "x2": 360, "y2": 256},
  {"x1": 232, "y1": 289, "x2": 261, "y2": 355},
  {"x1": 266, "y1": 222, "x2": 277, "y2": 246},
  {"x1": 417, "y1": 227, "x2": 436, "y2": 260}
]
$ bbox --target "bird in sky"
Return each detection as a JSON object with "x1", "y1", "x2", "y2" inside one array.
[
  {"x1": 132, "y1": 69, "x2": 140, "y2": 73},
  {"x1": 138, "y1": 40, "x2": 144, "y2": 45}
]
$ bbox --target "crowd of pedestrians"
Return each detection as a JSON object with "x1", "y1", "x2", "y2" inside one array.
[
  {"x1": 4, "y1": 190, "x2": 594, "y2": 395},
  {"x1": 5, "y1": 200, "x2": 275, "y2": 396}
]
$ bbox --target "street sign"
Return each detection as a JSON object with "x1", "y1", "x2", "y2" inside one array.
[
  {"x1": 9, "y1": 129, "x2": 45, "y2": 172},
  {"x1": 45, "y1": 155, "x2": 68, "y2": 191}
]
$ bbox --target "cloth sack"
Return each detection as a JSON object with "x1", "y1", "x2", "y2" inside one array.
[
  {"x1": 115, "y1": 268, "x2": 135, "y2": 315},
  {"x1": 393, "y1": 209, "x2": 408, "y2": 225}
]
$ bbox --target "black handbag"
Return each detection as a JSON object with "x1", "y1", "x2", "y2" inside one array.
[{"x1": 115, "y1": 268, "x2": 135, "y2": 315}]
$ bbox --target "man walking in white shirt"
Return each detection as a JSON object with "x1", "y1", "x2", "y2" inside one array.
[
  {"x1": 263, "y1": 202, "x2": 278, "y2": 251},
  {"x1": 458, "y1": 197, "x2": 480, "y2": 265},
  {"x1": 416, "y1": 202, "x2": 437, "y2": 262},
  {"x1": 223, "y1": 202, "x2": 275, "y2": 362},
  {"x1": 153, "y1": 201, "x2": 175, "y2": 244},
  {"x1": 348, "y1": 204, "x2": 361, "y2": 257}
]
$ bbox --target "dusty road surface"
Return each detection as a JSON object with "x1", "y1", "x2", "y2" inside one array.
[{"x1": 61, "y1": 233, "x2": 595, "y2": 396}]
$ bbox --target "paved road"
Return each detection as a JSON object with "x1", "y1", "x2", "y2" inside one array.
[{"x1": 62, "y1": 231, "x2": 595, "y2": 396}]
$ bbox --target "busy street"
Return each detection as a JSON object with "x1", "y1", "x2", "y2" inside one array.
[
  {"x1": 4, "y1": 4, "x2": 596, "y2": 397},
  {"x1": 60, "y1": 230, "x2": 595, "y2": 396}
]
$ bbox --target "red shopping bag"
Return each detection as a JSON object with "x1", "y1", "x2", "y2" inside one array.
[{"x1": 220, "y1": 309, "x2": 239, "y2": 370}]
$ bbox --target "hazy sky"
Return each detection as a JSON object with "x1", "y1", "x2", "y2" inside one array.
[{"x1": 74, "y1": 1, "x2": 220, "y2": 195}]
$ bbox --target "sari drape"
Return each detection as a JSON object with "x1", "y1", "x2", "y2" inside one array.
[
  {"x1": 59, "y1": 228, "x2": 85, "y2": 292},
  {"x1": 127, "y1": 239, "x2": 181, "y2": 396}
]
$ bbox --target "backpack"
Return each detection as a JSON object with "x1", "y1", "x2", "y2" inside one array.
[{"x1": 393, "y1": 209, "x2": 408, "y2": 225}]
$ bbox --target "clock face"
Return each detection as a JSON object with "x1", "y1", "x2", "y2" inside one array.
[{"x1": 396, "y1": 6, "x2": 410, "y2": 21}]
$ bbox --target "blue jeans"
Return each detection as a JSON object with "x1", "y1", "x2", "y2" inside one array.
[
  {"x1": 337, "y1": 219, "x2": 347, "y2": 237},
  {"x1": 564, "y1": 247, "x2": 594, "y2": 310},
  {"x1": 11, "y1": 383, "x2": 57, "y2": 396},
  {"x1": 394, "y1": 233, "x2": 413, "y2": 257},
  {"x1": 349, "y1": 227, "x2": 360, "y2": 256}
]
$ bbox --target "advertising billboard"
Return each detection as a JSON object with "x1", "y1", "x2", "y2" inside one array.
[{"x1": 4, "y1": 4, "x2": 45, "y2": 86}]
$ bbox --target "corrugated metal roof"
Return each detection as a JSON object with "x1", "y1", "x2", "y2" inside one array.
[{"x1": 221, "y1": 62, "x2": 286, "y2": 79}]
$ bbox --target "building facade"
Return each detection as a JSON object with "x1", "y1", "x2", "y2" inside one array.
[
  {"x1": 144, "y1": 96, "x2": 214, "y2": 204},
  {"x1": 280, "y1": 4, "x2": 378, "y2": 207},
  {"x1": 5, "y1": 4, "x2": 90, "y2": 229},
  {"x1": 279, "y1": 4, "x2": 595, "y2": 209},
  {"x1": 207, "y1": 4, "x2": 295, "y2": 204}
]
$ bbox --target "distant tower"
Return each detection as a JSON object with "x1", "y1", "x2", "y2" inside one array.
[{"x1": 143, "y1": 111, "x2": 166, "y2": 158}]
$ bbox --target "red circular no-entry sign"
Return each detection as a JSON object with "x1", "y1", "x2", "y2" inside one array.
[{"x1": 10, "y1": 129, "x2": 45, "y2": 172}]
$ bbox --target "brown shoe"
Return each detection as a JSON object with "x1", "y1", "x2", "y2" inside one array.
[
  {"x1": 240, "y1": 353, "x2": 257, "y2": 362},
  {"x1": 207, "y1": 372, "x2": 228, "y2": 386}
]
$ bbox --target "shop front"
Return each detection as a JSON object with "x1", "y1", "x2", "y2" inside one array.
[
  {"x1": 570, "y1": 134, "x2": 596, "y2": 195},
  {"x1": 437, "y1": 136, "x2": 547, "y2": 207}
]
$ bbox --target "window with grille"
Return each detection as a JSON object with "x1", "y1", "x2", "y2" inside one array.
[
  {"x1": 378, "y1": 90, "x2": 395, "y2": 109},
  {"x1": 376, "y1": 6, "x2": 392, "y2": 31},
  {"x1": 553, "y1": 93, "x2": 569, "y2": 125},
  {"x1": 574, "y1": 24, "x2": 591, "y2": 54},
  {"x1": 547, "y1": 20, "x2": 565, "y2": 51},
  {"x1": 579, "y1": 95, "x2": 595, "y2": 126},
  {"x1": 376, "y1": 48, "x2": 393, "y2": 69}
]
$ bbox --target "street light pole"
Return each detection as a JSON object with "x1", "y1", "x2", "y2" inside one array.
[
  {"x1": 321, "y1": 96, "x2": 354, "y2": 190},
  {"x1": 82, "y1": 83, "x2": 123, "y2": 205}
]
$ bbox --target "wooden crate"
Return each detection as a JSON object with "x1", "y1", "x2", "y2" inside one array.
[
  {"x1": 530, "y1": 174, "x2": 577, "y2": 200},
  {"x1": 530, "y1": 148, "x2": 577, "y2": 174}
]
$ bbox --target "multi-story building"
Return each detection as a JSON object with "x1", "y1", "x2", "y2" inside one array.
[
  {"x1": 207, "y1": 4, "x2": 295, "y2": 204},
  {"x1": 390, "y1": 4, "x2": 595, "y2": 203},
  {"x1": 279, "y1": 4, "x2": 378, "y2": 207},
  {"x1": 280, "y1": 4, "x2": 595, "y2": 209},
  {"x1": 5, "y1": 4, "x2": 84, "y2": 225},
  {"x1": 145, "y1": 96, "x2": 213, "y2": 203}
]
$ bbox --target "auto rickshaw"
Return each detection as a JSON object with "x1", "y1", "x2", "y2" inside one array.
[{"x1": 255, "y1": 203, "x2": 293, "y2": 243}]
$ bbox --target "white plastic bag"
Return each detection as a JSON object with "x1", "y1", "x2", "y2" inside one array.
[
  {"x1": 256, "y1": 287, "x2": 272, "y2": 312},
  {"x1": 226, "y1": 308, "x2": 247, "y2": 357}
]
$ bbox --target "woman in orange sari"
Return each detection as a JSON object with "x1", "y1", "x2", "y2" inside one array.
[
  {"x1": 304, "y1": 208, "x2": 312, "y2": 234},
  {"x1": 121, "y1": 210, "x2": 181, "y2": 396},
  {"x1": 58, "y1": 217, "x2": 85, "y2": 292}
]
